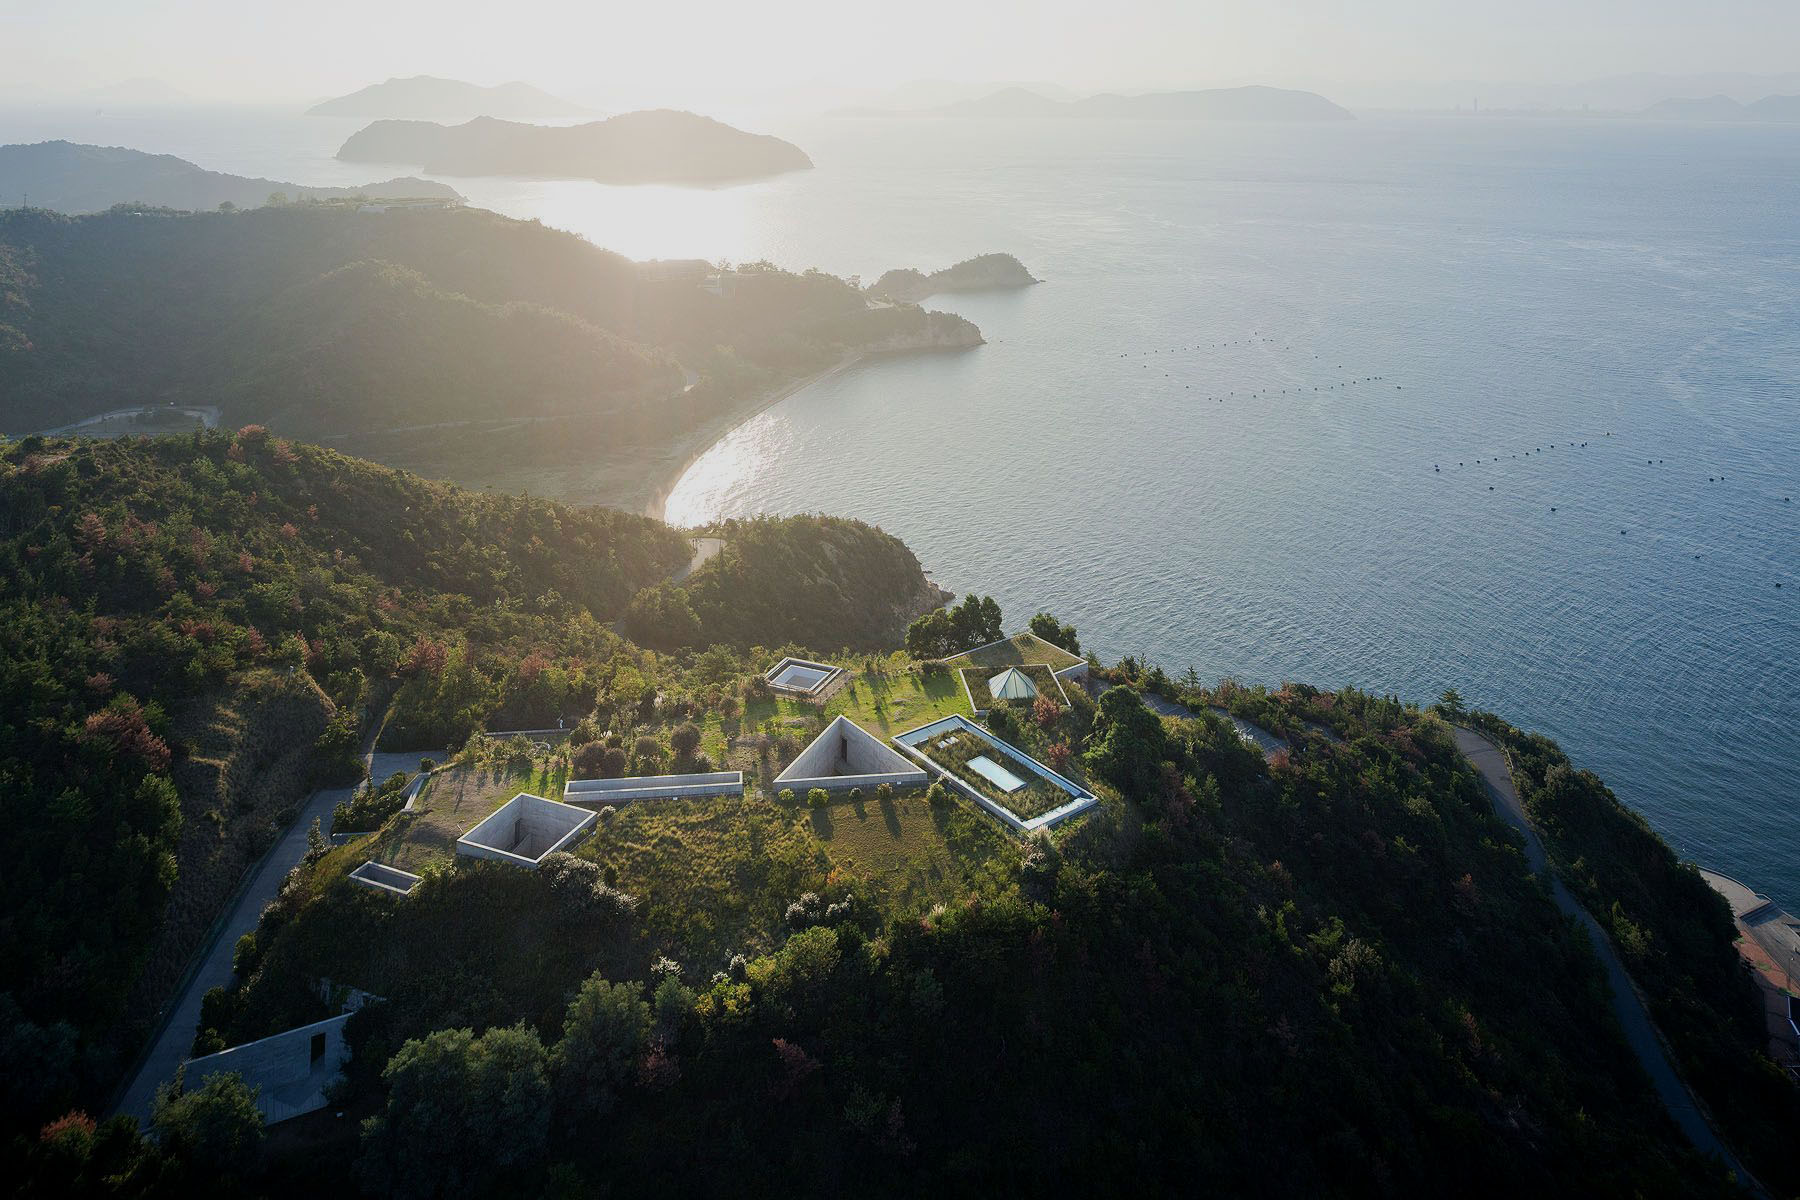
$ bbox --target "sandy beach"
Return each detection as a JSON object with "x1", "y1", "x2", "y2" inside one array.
[{"x1": 642, "y1": 351, "x2": 867, "y2": 523}]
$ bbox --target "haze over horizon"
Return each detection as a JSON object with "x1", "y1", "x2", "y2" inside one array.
[{"x1": 7, "y1": 0, "x2": 1800, "y2": 113}]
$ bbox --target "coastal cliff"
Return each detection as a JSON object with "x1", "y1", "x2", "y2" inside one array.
[{"x1": 870, "y1": 252, "x2": 1038, "y2": 301}]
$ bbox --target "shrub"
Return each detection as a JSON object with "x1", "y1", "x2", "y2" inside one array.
[
  {"x1": 571, "y1": 741, "x2": 609, "y2": 779},
  {"x1": 152, "y1": 1071, "x2": 265, "y2": 1179},
  {"x1": 875, "y1": 782, "x2": 894, "y2": 803},
  {"x1": 785, "y1": 892, "x2": 824, "y2": 928},
  {"x1": 806, "y1": 788, "x2": 829, "y2": 809},
  {"x1": 670, "y1": 722, "x2": 702, "y2": 758},
  {"x1": 539, "y1": 853, "x2": 637, "y2": 920},
  {"x1": 778, "y1": 788, "x2": 796, "y2": 806},
  {"x1": 848, "y1": 786, "x2": 864, "y2": 802},
  {"x1": 926, "y1": 780, "x2": 950, "y2": 807}
]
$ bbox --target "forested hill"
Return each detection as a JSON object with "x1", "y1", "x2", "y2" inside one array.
[
  {"x1": 0, "y1": 206, "x2": 981, "y2": 450},
  {"x1": 0, "y1": 431, "x2": 689, "y2": 1113}
]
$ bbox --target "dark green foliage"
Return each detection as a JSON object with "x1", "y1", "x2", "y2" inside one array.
[
  {"x1": 358, "y1": 1024, "x2": 551, "y2": 1200},
  {"x1": 332, "y1": 771, "x2": 411, "y2": 834},
  {"x1": 0, "y1": 434, "x2": 685, "y2": 1117},
  {"x1": 549, "y1": 975, "x2": 652, "y2": 1122},
  {"x1": 1027, "y1": 610, "x2": 1080, "y2": 654},
  {"x1": 150, "y1": 1071, "x2": 265, "y2": 1179},
  {"x1": 674, "y1": 515, "x2": 943, "y2": 651},
  {"x1": 1083, "y1": 685, "x2": 1170, "y2": 798},
  {"x1": 905, "y1": 593, "x2": 1003, "y2": 658}
]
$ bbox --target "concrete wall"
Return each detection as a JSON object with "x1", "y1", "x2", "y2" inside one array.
[
  {"x1": 349, "y1": 861, "x2": 422, "y2": 896},
  {"x1": 564, "y1": 771, "x2": 743, "y2": 804},
  {"x1": 891, "y1": 714, "x2": 1098, "y2": 834},
  {"x1": 184, "y1": 1014, "x2": 351, "y2": 1125},
  {"x1": 775, "y1": 716, "x2": 928, "y2": 793},
  {"x1": 457, "y1": 793, "x2": 594, "y2": 869}
]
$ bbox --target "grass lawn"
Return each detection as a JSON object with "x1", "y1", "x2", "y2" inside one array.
[
  {"x1": 959, "y1": 663, "x2": 1070, "y2": 712},
  {"x1": 800, "y1": 786, "x2": 1015, "y2": 912},
  {"x1": 943, "y1": 632, "x2": 1083, "y2": 672},
  {"x1": 362, "y1": 758, "x2": 569, "y2": 873},
  {"x1": 582, "y1": 792, "x2": 829, "y2": 963}
]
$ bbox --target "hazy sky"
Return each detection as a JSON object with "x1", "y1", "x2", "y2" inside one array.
[{"x1": 7, "y1": 0, "x2": 1800, "y2": 103}]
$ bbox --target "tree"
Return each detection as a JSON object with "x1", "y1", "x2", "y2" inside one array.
[
  {"x1": 622, "y1": 582, "x2": 701, "y2": 650},
  {"x1": 670, "y1": 722, "x2": 702, "y2": 760},
  {"x1": 151, "y1": 1070, "x2": 265, "y2": 1179},
  {"x1": 1084, "y1": 686, "x2": 1169, "y2": 799},
  {"x1": 550, "y1": 975, "x2": 651, "y2": 1121},
  {"x1": 359, "y1": 1025, "x2": 550, "y2": 1200},
  {"x1": 1437, "y1": 688, "x2": 1465, "y2": 719},
  {"x1": 1029, "y1": 611, "x2": 1080, "y2": 654}
]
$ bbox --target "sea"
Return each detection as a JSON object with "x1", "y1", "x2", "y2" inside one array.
[{"x1": 3, "y1": 105, "x2": 1795, "y2": 908}]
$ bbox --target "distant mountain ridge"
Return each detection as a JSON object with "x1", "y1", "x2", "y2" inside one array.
[
  {"x1": 0, "y1": 141, "x2": 460, "y2": 214},
  {"x1": 1638, "y1": 92, "x2": 1800, "y2": 122},
  {"x1": 308, "y1": 75, "x2": 587, "y2": 119},
  {"x1": 337, "y1": 110, "x2": 812, "y2": 185},
  {"x1": 846, "y1": 84, "x2": 1353, "y2": 122}
]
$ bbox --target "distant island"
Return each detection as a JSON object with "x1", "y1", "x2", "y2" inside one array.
[
  {"x1": 1637, "y1": 93, "x2": 1800, "y2": 122},
  {"x1": 840, "y1": 84, "x2": 1353, "y2": 122},
  {"x1": 336, "y1": 110, "x2": 813, "y2": 185},
  {"x1": 0, "y1": 141, "x2": 461, "y2": 214},
  {"x1": 307, "y1": 75, "x2": 588, "y2": 119},
  {"x1": 870, "y1": 252, "x2": 1039, "y2": 301}
]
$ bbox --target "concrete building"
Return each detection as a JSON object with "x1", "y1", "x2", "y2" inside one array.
[
  {"x1": 764, "y1": 656, "x2": 844, "y2": 700},
  {"x1": 564, "y1": 771, "x2": 744, "y2": 805},
  {"x1": 349, "y1": 860, "x2": 423, "y2": 896},
  {"x1": 456, "y1": 793, "x2": 595, "y2": 869},
  {"x1": 182, "y1": 1013, "x2": 352, "y2": 1124},
  {"x1": 775, "y1": 715, "x2": 928, "y2": 793}
]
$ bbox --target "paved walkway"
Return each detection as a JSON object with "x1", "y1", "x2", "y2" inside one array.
[
  {"x1": 671, "y1": 535, "x2": 725, "y2": 584},
  {"x1": 1453, "y1": 727, "x2": 1760, "y2": 1191},
  {"x1": 1137, "y1": 691, "x2": 1289, "y2": 760},
  {"x1": 113, "y1": 748, "x2": 426, "y2": 1123}
]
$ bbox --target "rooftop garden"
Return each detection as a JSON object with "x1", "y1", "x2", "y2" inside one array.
[
  {"x1": 942, "y1": 631, "x2": 1083, "y2": 672},
  {"x1": 959, "y1": 662, "x2": 1069, "y2": 713}
]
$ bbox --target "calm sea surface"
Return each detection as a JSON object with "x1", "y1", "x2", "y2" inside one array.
[{"x1": 5, "y1": 107, "x2": 1796, "y2": 906}]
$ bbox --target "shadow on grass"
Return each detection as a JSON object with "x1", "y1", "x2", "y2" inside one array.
[
  {"x1": 808, "y1": 806, "x2": 835, "y2": 838},
  {"x1": 879, "y1": 794, "x2": 903, "y2": 839}
]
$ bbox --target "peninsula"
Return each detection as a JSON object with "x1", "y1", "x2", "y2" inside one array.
[
  {"x1": 0, "y1": 141, "x2": 461, "y2": 214},
  {"x1": 336, "y1": 110, "x2": 813, "y2": 185}
]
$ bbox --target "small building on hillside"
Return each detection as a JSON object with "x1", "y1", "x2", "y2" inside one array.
[
  {"x1": 456, "y1": 793, "x2": 595, "y2": 869},
  {"x1": 182, "y1": 1014, "x2": 352, "y2": 1124}
]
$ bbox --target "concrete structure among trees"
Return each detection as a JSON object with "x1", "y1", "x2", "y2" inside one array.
[
  {"x1": 349, "y1": 860, "x2": 423, "y2": 896},
  {"x1": 893, "y1": 714, "x2": 1099, "y2": 834},
  {"x1": 564, "y1": 771, "x2": 744, "y2": 805},
  {"x1": 456, "y1": 792, "x2": 595, "y2": 869},
  {"x1": 775, "y1": 715, "x2": 929, "y2": 793},
  {"x1": 764, "y1": 656, "x2": 845, "y2": 699},
  {"x1": 182, "y1": 1013, "x2": 352, "y2": 1124}
]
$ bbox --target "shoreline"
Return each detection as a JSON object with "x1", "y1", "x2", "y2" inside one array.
[{"x1": 643, "y1": 351, "x2": 868, "y2": 523}]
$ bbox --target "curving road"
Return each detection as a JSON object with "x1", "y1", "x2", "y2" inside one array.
[
  {"x1": 1453, "y1": 726, "x2": 1761, "y2": 1194},
  {"x1": 112, "y1": 744, "x2": 429, "y2": 1124}
]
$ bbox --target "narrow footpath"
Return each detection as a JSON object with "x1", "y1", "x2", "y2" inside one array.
[
  {"x1": 113, "y1": 739, "x2": 424, "y2": 1123},
  {"x1": 1452, "y1": 726, "x2": 1762, "y2": 1193}
]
